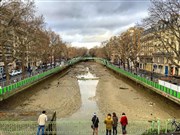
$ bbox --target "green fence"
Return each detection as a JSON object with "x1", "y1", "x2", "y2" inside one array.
[
  {"x1": 90, "y1": 58, "x2": 180, "y2": 101},
  {"x1": 0, "y1": 57, "x2": 82, "y2": 99},
  {"x1": 0, "y1": 119, "x2": 178, "y2": 135},
  {"x1": 1, "y1": 57, "x2": 180, "y2": 102}
]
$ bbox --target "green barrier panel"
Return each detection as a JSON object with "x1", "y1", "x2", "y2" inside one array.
[
  {"x1": 19, "y1": 81, "x2": 22, "y2": 87},
  {"x1": 152, "y1": 82, "x2": 155, "y2": 87},
  {"x1": 170, "y1": 89, "x2": 173, "y2": 96},
  {"x1": 28, "y1": 78, "x2": 31, "y2": 83},
  {"x1": 22, "y1": 80, "x2": 25, "y2": 85},
  {"x1": 0, "y1": 87, "x2": 2, "y2": 95},
  {"x1": 150, "y1": 81, "x2": 153, "y2": 86},
  {"x1": 14, "y1": 83, "x2": 17, "y2": 89},
  {"x1": 160, "y1": 85, "x2": 163, "y2": 91},
  {"x1": 19, "y1": 80, "x2": 22, "y2": 87},
  {"x1": 167, "y1": 88, "x2": 170, "y2": 94},
  {"x1": 173, "y1": 91, "x2": 177, "y2": 97},
  {"x1": 27, "y1": 78, "x2": 30, "y2": 83},
  {"x1": 29, "y1": 78, "x2": 32, "y2": 83},
  {"x1": 33, "y1": 76, "x2": 36, "y2": 81},
  {"x1": 12, "y1": 84, "x2": 15, "y2": 89},
  {"x1": 26, "y1": 79, "x2": 28, "y2": 84},
  {"x1": 7, "y1": 85, "x2": 11, "y2": 92},
  {"x1": 177, "y1": 92, "x2": 180, "y2": 99},
  {"x1": 17, "y1": 82, "x2": 20, "y2": 87},
  {"x1": 164, "y1": 87, "x2": 167, "y2": 93},
  {"x1": 3, "y1": 87, "x2": 7, "y2": 94},
  {"x1": 26, "y1": 79, "x2": 29, "y2": 84},
  {"x1": 10, "y1": 85, "x2": 13, "y2": 91},
  {"x1": 154, "y1": 83, "x2": 157, "y2": 88}
]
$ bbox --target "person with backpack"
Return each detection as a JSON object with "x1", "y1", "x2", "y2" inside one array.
[
  {"x1": 112, "y1": 112, "x2": 118, "y2": 135},
  {"x1": 91, "y1": 112, "x2": 99, "y2": 135}
]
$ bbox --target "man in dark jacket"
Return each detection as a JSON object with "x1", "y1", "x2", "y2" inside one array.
[{"x1": 91, "y1": 112, "x2": 99, "y2": 135}]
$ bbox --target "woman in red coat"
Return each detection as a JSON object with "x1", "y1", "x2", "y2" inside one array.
[{"x1": 120, "y1": 112, "x2": 128, "y2": 135}]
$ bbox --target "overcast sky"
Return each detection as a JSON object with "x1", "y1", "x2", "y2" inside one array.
[{"x1": 35, "y1": 0, "x2": 150, "y2": 49}]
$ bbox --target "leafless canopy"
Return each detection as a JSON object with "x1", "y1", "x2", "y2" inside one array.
[{"x1": 143, "y1": 0, "x2": 180, "y2": 67}]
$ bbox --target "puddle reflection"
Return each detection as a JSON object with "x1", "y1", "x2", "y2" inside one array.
[{"x1": 62, "y1": 67, "x2": 100, "y2": 120}]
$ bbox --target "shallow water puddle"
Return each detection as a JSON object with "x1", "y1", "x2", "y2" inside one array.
[
  {"x1": 71, "y1": 68, "x2": 100, "y2": 119},
  {"x1": 61, "y1": 67, "x2": 100, "y2": 120}
]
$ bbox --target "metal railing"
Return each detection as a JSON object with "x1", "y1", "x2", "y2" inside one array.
[
  {"x1": 0, "y1": 57, "x2": 82, "y2": 100},
  {"x1": 0, "y1": 119, "x2": 178, "y2": 135},
  {"x1": 1, "y1": 57, "x2": 179, "y2": 101},
  {"x1": 90, "y1": 58, "x2": 180, "y2": 101},
  {"x1": 45, "y1": 111, "x2": 57, "y2": 135}
]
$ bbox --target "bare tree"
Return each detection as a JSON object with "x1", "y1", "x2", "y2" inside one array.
[
  {"x1": 0, "y1": 0, "x2": 37, "y2": 82},
  {"x1": 35, "y1": 29, "x2": 50, "y2": 68},
  {"x1": 13, "y1": 1, "x2": 45, "y2": 78},
  {"x1": 127, "y1": 27, "x2": 143, "y2": 72},
  {"x1": 142, "y1": 0, "x2": 180, "y2": 68}
]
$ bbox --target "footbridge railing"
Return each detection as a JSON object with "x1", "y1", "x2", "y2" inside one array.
[{"x1": 0, "y1": 119, "x2": 178, "y2": 135}]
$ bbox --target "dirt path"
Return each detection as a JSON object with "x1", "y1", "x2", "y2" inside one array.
[{"x1": 0, "y1": 62, "x2": 179, "y2": 121}]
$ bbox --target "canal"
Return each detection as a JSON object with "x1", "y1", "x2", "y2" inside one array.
[{"x1": 0, "y1": 62, "x2": 179, "y2": 122}]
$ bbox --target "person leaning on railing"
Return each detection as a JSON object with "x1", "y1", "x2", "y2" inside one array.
[{"x1": 37, "y1": 110, "x2": 48, "y2": 135}]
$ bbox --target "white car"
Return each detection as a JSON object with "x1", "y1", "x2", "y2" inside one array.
[
  {"x1": 16, "y1": 69, "x2": 22, "y2": 75},
  {"x1": 9, "y1": 70, "x2": 19, "y2": 76}
]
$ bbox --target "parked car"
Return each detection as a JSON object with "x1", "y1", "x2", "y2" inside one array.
[
  {"x1": 0, "y1": 73, "x2": 3, "y2": 80},
  {"x1": 16, "y1": 69, "x2": 22, "y2": 75},
  {"x1": 0, "y1": 73, "x2": 6, "y2": 80},
  {"x1": 9, "y1": 70, "x2": 19, "y2": 76}
]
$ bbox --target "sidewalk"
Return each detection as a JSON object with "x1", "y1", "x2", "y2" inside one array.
[{"x1": 113, "y1": 64, "x2": 180, "y2": 85}]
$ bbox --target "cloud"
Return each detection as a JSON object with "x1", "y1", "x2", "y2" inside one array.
[{"x1": 35, "y1": 0, "x2": 150, "y2": 48}]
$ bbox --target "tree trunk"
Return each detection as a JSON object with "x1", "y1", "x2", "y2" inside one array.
[{"x1": 2, "y1": 44, "x2": 10, "y2": 85}]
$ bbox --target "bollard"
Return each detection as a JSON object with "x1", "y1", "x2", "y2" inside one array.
[
  {"x1": 157, "y1": 119, "x2": 160, "y2": 134},
  {"x1": 0, "y1": 86, "x2": 2, "y2": 95},
  {"x1": 165, "y1": 120, "x2": 168, "y2": 133},
  {"x1": 151, "y1": 121, "x2": 154, "y2": 131}
]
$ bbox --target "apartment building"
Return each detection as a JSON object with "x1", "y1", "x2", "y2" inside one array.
[{"x1": 139, "y1": 22, "x2": 180, "y2": 76}]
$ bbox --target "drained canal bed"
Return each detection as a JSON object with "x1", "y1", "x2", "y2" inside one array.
[
  {"x1": 0, "y1": 62, "x2": 179, "y2": 134},
  {"x1": 0, "y1": 62, "x2": 179, "y2": 122}
]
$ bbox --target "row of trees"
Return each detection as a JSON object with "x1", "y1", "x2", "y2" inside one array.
[
  {"x1": 89, "y1": 27, "x2": 143, "y2": 72},
  {"x1": 90, "y1": 0, "x2": 180, "y2": 72},
  {"x1": 0, "y1": 0, "x2": 87, "y2": 82}
]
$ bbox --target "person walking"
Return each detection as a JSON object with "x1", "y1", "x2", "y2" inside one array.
[
  {"x1": 104, "y1": 113, "x2": 113, "y2": 135},
  {"x1": 112, "y1": 112, "x2": 118, "y2": 135},
  {"x1": 37, "y1": 111, "x2": 48, "y2": 135},
  {"x1": 120, "y1": 112, "x2": 128, "y2": 135},
  {"x1": 91, "y1": 112, "x2": 99, "y2": 135}
]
